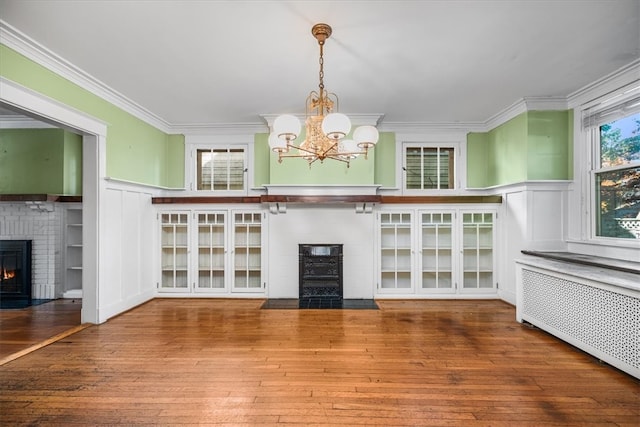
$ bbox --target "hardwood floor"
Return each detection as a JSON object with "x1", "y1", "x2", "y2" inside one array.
[
  {"x1": 0, "y1": 299, "x2": 638, "y2": 426},
  {"x1": 0, "y1": 299, "x2": 83, "y2": 363}
]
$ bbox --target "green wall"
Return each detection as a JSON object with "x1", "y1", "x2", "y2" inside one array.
[
  {"x1": 0, "y1": 44, "x2": 183, "y2": 189},
  {"x1": 254, "y1": 133, "x2": 270, "y2": 188},
  {"x1": 526, "y1": 111, "x2": 569, "y2": 180},
  {"x1": 0, "y1": 128, "x2": 82, "y2": 194},
  {"x1": 467, "y1": 110, "x2": 571, "y2": 188},
  {"x1": 374, "y1": 132, "x2": 396, "y2": 188}
]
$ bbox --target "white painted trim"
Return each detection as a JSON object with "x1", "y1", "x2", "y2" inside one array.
[
  {"x1": 183, "y1": 134, "x2": 255, "y2": 195},
  {"x1": 378, "y1": 121, "x2": 486, "y2": 133},
  {"x1": 172, "y1": 123, "x2": 268, "y2": 135},
  {"x1": 104, "y1": 177, "x2": 184, "y2": 192},
  {"x1": 484, "y1": 97, "x2": 568, "y2": 131},
  {"x1": 260, "y1": 113, "x2": 383, "y2": 128},
  {"x1": 394, "y1": 132, "x2": 468, "y2": 195},
  {"x1": 0, "y1": 20, "x2": 171, "y2": 133},
  {"x1": 468, "y1": 180, "x2": 572, "y2": 193},
  {"x1": 0, "y1": 116, "x2": 55, "y2": 129},
  {"x1": 0, "y1": 75, "x2": 108, "y2": 325},
  {"x1": 0, "y1": 77, "x2": 107, "y2": 136},
  {"x1": 3, "y1": 14, "x2": 637, "y2": 140},
  {"x1": 568, "y1": 59, "x2": 640, "y2": 109}
]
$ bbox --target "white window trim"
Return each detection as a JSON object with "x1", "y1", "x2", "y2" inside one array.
[
  {"x1": 576, "y1": 82, "x2": 640, "y2": 246},
  {"x1": 184, "y1": 134, "x2": 254, "y2": 195},
  {"x1": 396, "y1": 133, "x2": 466, "y2": 195}
]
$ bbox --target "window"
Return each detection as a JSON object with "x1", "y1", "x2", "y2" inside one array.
[
  {"x1": 196, "y1": 148, "x2": 246, "y2": 191},
  {"x1": 591, "y1": 109, "x2": 640, "y2": 239},
  {"x1": 404, "y1": 145, "x2": 455, "y2": 190}
]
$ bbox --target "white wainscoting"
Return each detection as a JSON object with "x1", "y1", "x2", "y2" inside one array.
[
  {"x1": 497, "y1": 181, "x2": 569, "y2": 304},
  {"x1": 99, "y1": 183, "x2": 157, "y2": 320},
  {"x1": 267, "y1": 205, "x2": 376, "y2": 299}
]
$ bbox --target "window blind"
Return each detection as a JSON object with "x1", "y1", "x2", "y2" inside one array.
[{"x1": 582, "y1": 94, "x2": 640, "y2": 129}]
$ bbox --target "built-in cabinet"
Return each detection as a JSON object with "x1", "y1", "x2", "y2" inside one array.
[
  {"x1": 159, "y1": 210, "x2": 264, "y2": 295},
  {"x1": 378, "y1": 209, "x2": 496, "y2": 296},
  {"x1": 63, "y1": 205, "x2": 83, "y2": 295}
]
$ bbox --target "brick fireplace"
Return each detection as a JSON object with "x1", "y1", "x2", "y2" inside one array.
[
  {"x1": 0, "y1": 202, "x2": 62, "y2": 301},
  {"x1": 0, "y1": 240, "x2": 32, "y2": 308}
]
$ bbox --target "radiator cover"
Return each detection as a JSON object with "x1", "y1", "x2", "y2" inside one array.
[{"x1": 520, "y1": 268, "x2": 639, "y2": 378}]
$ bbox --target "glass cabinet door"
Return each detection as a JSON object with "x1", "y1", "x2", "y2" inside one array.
[
  {"x1": 462, "y1": 212, "x2": 494, "y2": 290},
  {"x1": 160, "y1": 213, "x2": 189, "y2": 291},
  {"x1": 232, "y1": 212, "x2": 262, "y2": 291},
  {"x1": 195, "y1": 212, "x2": 226, "y2": 292},
  {"x1": 379, "y1": 212, "x2": 413, "y2": 291},
  {"x1": 420, "y1": 212, "x2": 454, "y2": 292}
]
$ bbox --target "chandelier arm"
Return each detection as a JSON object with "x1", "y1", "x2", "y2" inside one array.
[
  {"x1": 288, "y1": 143, "x2": 318, "y2": 156},
  {"x1": 324, "y1": 155, "x2": 351, "y2": 165},
  {"x1": 278, "y1": 153, "x2": 318, "y2": 160},
  {"x1": 320, "y1": 140, "x2": 339, "y2": 156}
]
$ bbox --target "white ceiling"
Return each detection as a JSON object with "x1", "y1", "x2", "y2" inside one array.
[{"x1": 0, "y1": 0, "x2": 638, "y2": 128}]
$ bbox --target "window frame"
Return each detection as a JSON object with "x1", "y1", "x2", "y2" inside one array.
[
  {"x1": 398, "y1": 138, "x2": 464, "y2": 195},
  {"x1": 184, "y1": 134, "x2": 253, "y2": 195},
  {"x1": 582, "y1": 86, "x2": 640, "y2": 242}
]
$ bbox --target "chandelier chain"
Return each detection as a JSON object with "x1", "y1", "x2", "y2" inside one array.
[{"x1": 318, "y1": 41, "x2": 325, "y2": 94}]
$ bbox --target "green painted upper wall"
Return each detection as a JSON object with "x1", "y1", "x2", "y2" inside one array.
[
  {"x1": 0, "y1": 128, "x2": 82, "y2": 194},
  {"x1": 526, "y1": 110, "x2": 570, "y2": 181},
  {"x1": 0, "y1": 44, "x2": 183, "y2": 189},
  {"x1": 467, "y1": 110, "x2": 571, "y2": 188},
  {"x1": 374, "y1": 132, "x2": 396, "y2": 188}
]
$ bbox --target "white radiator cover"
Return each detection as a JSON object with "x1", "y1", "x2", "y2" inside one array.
[{"x1": 517, "y1": 262, "x2": 639, "y2": 379}]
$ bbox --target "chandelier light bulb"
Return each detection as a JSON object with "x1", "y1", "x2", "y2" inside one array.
[
  {"x1": 338, "y1": 139, "x2": 360, "y2": 159},
  {"x1": 273, "y1": 114, "x2": 301, "y2": 141},
  {"x1": 353, "y1": 125, "x2": 379, "y2": 148},
  {"x1": 268, "y1": 132, "x2": 288, "y2": 152},
  {"x1": 322, "y1": 112, "x2": 351, "y2": 140}
]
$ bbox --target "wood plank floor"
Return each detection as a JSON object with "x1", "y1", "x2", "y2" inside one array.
[
  {"x1": 0, "y1": 298, "x2": 638, "y2": 426},
  {"x1": 0, "y1": 299, "x2": 82, "y2": 362}
]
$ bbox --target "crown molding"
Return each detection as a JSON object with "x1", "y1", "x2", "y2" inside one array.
[
  {"x1": 377, "y1": 121, "x2": 486, "y2": 134},
  {"x1": 260, "y1": 113, "x2": 383, "y2": 128},
  {"x1": 2, "y1": 17, "x2": 634, "y2": 137},
  {"x1": 483, "y1": 96, "x2": 568, "y2": 131},
  {"x1": 171, "y1": 122, "x2": 269, "y2": 135},
  {"x1": 567, "y1": 59, "x2": 640, "y2": 109},
  {"x1": 0, "y1": 20, "x2": 172, "y2": 133}
]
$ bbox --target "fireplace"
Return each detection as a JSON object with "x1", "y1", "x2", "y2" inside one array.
[
  {"x1": 0, "y1": 240, "x2": 32, "y2": 308},
  {"x1": 299, "y1": 244, "x2": 343, "y2": 299}
]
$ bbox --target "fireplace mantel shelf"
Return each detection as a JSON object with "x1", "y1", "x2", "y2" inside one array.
[
  {"x1": 151, "y1": 195, "x2": 502, "y2": 205},
  {"x1": 0, "y1": 194, "x2": 82, "y2": 203}
]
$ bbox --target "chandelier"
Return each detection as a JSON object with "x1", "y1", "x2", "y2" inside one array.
[{"x1": 268, "y1": 23, "x2": 379, "y2": 167}]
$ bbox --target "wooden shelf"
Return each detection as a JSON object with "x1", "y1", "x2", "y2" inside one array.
[{"x1": 0, "y1": 194, "x2": 81, "y2": 202}]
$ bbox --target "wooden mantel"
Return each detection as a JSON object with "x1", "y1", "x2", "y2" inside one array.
[
  {"x1": 0, "y1": 194, "x2": 82, "y2": 203},
  {"x1": 151, "y1": 195, "x2": 502, "y2": 204}
]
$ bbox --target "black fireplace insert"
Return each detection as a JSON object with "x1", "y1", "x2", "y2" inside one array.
[
  {"x1": 0, "y1": 240, "x2": 32, "y2": 308},
  {"x1": 299, "y1": 244, "x2": 343, "y2": 299}
]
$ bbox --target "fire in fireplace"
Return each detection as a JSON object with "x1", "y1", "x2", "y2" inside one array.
[
  {"x1": 0, "y1": 240, "x2": 32, "y2": 308},
  {"x1": 299, "y1": 244, "x2": 343, "y2": 299}
]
